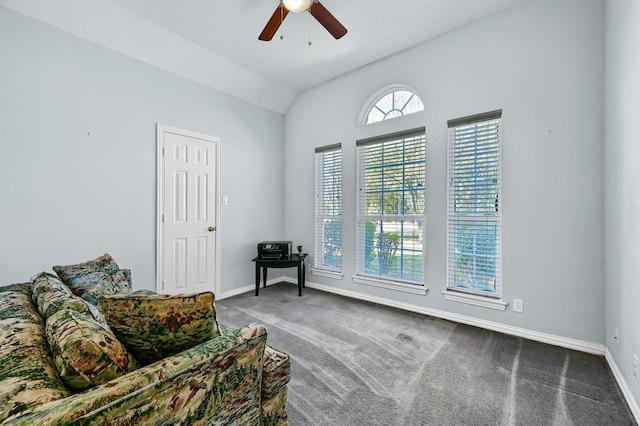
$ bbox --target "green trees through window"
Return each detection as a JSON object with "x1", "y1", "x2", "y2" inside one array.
[
  {"x1": 314, "y1": 145, "x2": 342, "y2": 272},
  {"x1": 357, "y1": 129, "x2": 426, "y2": 284},
  {"x1": 322, "y1": 219, "x2": 341, "y2": 269},
  {"x1": 447, "y1": 111, "x2": 502, "y2": 296}
]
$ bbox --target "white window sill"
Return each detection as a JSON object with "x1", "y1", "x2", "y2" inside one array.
[
  {"x1": 311, "y1": 268, "x2": 343, "y2": 280},
  {"x1": 352, "y1": 275, "x2": 427, "y2": 295},
  {"x1": 441, "y1": 289, "x2": 507, "y2": 311}
]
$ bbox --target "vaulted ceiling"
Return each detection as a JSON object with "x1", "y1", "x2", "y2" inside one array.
[{"x1": 1, "y1": 0, "x2": 529, "y2": 113}]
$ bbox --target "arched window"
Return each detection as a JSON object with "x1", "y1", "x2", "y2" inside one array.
[{"x1": 359, "y1": 85, "x2": 424, "y2": 125}]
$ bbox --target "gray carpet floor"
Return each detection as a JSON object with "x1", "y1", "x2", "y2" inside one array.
[{"x1": 216, "y1": 282, "x2": 636, "y2": 426}]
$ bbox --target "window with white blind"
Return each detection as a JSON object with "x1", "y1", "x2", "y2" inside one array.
[
  {"x1": 354, "y1": 128, "x2": 426, "y2": 294},
  {"x1": 313, "y1": 144, "x2": 342, "y2": 276},
  {"x1": 446, "y1": 110, "x2": 503, "y2": 306}
]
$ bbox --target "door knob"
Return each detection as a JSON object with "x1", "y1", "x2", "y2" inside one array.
[{"x1": 208, "y1": 226, "x2": 216, "y2": 232}]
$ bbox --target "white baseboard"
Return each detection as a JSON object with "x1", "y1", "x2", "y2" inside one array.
[
  {"x1": 219, "y1": 275, "x2": 638, "y2": 421},
  {"x1": 606, "y1": 349, "x2": 640, "y2": 424},
  {"x1": 247, "y1": 276, "x2": 605, "y2": 354},
  {"x1": 218, "y1": 284, "x2": 253, "y2": 299},
  {"x1": 218, "y1": 277, "x2": 288, "y2": 300}
]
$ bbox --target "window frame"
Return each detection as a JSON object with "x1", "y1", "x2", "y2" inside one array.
[
  {"x1": 358, "y1": 84, "x2": 424, "y2": 126},
  {"x1": 312, "y1": 143, "x2": 343, "y2": 278},
  {"x1": 353, "y1": 127, "x2": 427, "y2": 295},
  {"x1": 443, "y1": 110, "x2": 506, "y2": 310}
]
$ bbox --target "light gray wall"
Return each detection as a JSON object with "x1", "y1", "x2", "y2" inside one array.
[
  {"x1": 284, "y1": 1, "x2": 605, "y2": 343},
  {"x1": 0, "y1": 7, "x2": 285, "y2": 293},
  {"x1": 605, "y1": 0, "x2": 640, "y2": 406}
]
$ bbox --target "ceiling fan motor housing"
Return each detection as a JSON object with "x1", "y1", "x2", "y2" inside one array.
[
  {"x1": 259, "y1": 0, "x2": 347, "y2": 41},
  {"x1": 282, "y1": 0, "x2": 312, "y2": 13}
]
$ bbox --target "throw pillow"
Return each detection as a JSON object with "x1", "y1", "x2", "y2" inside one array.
[
  {"x1": 45, "y1": 308, "x2": 139, "y2": 391},
  {"x1": 98, "y1": 292, "x2": 220, "y2": 365},
  {"x1": 53, "y1": 253, "x2": 120, "y2": 277},
  {"x1": 31, "y1": 272, "x2": 111, "y2": 331},
  {"x1": 53, "y1": 253, "x2": 132, "y2": 308}
]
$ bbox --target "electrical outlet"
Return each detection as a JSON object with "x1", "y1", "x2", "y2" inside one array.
[
  {"x1": 633, "y1": 354, "x2": 638, "y2": 380},
  {"x1": 614, "y1": 328, "x2": 620, "y2": 347},
  {"x1": 513, "y1": 299, "x2": 523, "y2": 313}
]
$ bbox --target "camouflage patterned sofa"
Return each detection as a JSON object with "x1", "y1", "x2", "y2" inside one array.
[{"x1": 0, "y1": 254, "x2": 290, "y2": 425}]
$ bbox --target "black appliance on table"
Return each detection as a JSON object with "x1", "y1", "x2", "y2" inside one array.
[
  {"x1": 257, "y1": 241, "x2": 292, "y2": 260},
  {"x1": 253, "y1": 241, "x2": 306, "y2": 296}
]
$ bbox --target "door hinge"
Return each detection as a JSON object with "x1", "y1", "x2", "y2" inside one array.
[
  {"x1": 162, "y1": 214, "x2": 165, "y2": 223},
  {"x1": 162, "y1": 146, "x2": 165, "y2": 156}
]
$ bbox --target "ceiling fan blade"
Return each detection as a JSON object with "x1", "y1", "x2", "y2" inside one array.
[
  {"x1": 309, "y1": 1, "x2": 347, "y2": 39},
  {"x1": 259, "y1": 5, "x2": 289, "y2": 41}
]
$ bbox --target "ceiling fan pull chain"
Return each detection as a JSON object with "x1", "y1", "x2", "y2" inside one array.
[
  {"x1": 308, "y1": 12, "x2": 312, "y2": 46},
  {"x1": 280, "y1": 4, "x2": 284, "y2": 40}
]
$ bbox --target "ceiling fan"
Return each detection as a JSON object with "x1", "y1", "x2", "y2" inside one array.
[{"x1": 259, "y1": 0, "x2": 347, "y2": 41}]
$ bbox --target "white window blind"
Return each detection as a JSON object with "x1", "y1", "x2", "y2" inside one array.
[
  {"x1": 447, "y1": 110, "x2": 502, "y2": 297},
  {"x1": 356, "y1": 128, "x2": 426, "y2": 285},
  {"x1": 314, "y1": 144, "x2": 342, "y2": 272}
]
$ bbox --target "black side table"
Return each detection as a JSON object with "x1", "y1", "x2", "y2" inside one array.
[{"x1": 252, "y1": 254, "x2": 307, "y2": 296}]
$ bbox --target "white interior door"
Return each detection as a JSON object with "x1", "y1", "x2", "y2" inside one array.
[{"x1": 156, "y1": 124, "x2": 220, "y2": 295}]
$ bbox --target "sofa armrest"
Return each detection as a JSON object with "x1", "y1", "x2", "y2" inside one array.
[
  {"x1": 219, "y1": 323, "x2": 290, "y2": 397},
  {"x1": 260, "y1": 346, "x2": 290, "y2": 426},
  {"x1": 262, "y1": 345, "x2": 291, "y2": 397},
  {"x1": 3, "y1": 324, "x2": 268, "y2": 425}
]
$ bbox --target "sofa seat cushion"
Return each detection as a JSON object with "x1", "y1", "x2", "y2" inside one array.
[
  {"x1": 98, "y1": 292, "x2": 221, "y2": 365},
  {"x1": 53, "y1": 253, "x2": 131, "y2": 308},
  {"x1": 46, "y1": 308, "x2": 139, "y2": 391},
  {"x1": 0, "y1": 283, "x2": 70, "y2": 422}
]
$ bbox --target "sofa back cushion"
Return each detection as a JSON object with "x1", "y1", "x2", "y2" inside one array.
[
  {"x1": 30, "y1": 272, "x2": 140, "y2": 392},
  {"x1": 31, "y1": 272, "x2": 111, "y2": 331},
  {"x1": 0, "y1": 283, "x2": 70, "y2": 422},
  {"x1": 98, "y1": 292, "x2": 220, "y2": 365},
  {"x1": 53, "y1": 253, "x2": 131, "y2": 308},
  {"x1": 46, "y1": 308, "x2": 139, "y2": 391}
]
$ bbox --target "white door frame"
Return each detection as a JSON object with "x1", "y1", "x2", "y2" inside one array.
[{"x1": 156, "y1": 123, "x2": 221, "y2": 296}]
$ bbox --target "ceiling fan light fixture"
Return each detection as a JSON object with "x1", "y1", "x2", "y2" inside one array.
[
  {"x1": 282, "y1": 0, "x2": 312, "y2": 13},
  {"x1": 260, "y1": 0, "x2": 346, "y2": 41}
]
